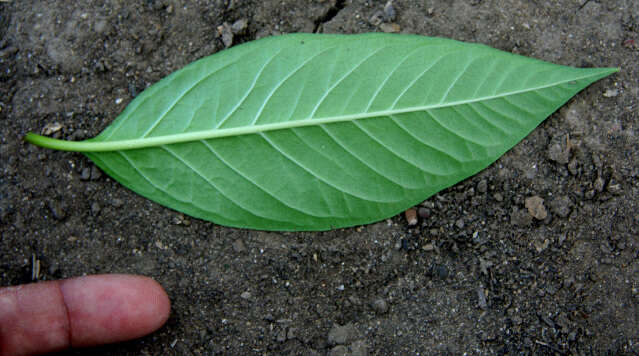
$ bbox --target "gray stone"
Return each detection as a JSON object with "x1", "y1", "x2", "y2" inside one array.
[
  {"x1": 550, "y1": 196, "x2": 573, "y2": 218},
  {"x1": 232, "y1": 239, "x2": 246, "y2": 253},
  {"x1": 231, "y1": 19, "x2": 248, "y2": 34},
  {"x1": 48, "y1": 200, "x2": 66, "y2": 221},
  {"x1": 510, "y1": 207, "x2": 532, "y2": 226},
  {"x1": 90, "y1": 165, "x2": 102, "y2": 180},
  {"x1": 328, "y1": 323, "x2": 359, "y2": 346},
  {"x1": 547, "y1": 142, "x2": 570, "y2": 164},
  {"x1": 350, "y1": 340, "x2": 369, "y2": 356},
  {"x1": 383, "y1": 1, "x2": 396, "y2": 21},
  {"x1": 477, "y1": 179, "x2": 488, "y2": 193},
  {"x1": 80, "y1": 167, "x2": 91, "y2": 180},
  {"x1": 329, "y1": 345, "x2": 349, "y2": 356},
  {"x1": 371, "y1": 298, "x2": 388, "y2": 314}
]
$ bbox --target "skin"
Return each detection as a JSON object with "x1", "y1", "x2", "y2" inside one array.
[{"x1": 0, "y1": 274, "x2": 170, "y2": 356}]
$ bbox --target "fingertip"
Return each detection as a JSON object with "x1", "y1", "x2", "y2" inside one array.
[{"x1": 59, "y1": 274, "x2": 170, "y2": 347}]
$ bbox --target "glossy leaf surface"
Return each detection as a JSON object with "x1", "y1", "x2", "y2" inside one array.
[{"x1": 26, "y1": 33, "x2": 617, "y2": 230}]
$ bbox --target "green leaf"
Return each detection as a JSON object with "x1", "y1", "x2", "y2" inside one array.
[{"x1": 25, "y1": 33, "x2": 617, "y2": 231}]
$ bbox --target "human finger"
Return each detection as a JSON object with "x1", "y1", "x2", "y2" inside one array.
[{"x1": 0, "y1": 274, "x2": 170, "y2": 356}]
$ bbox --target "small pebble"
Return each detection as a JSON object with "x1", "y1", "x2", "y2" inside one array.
[
  {"x1": 510, "y1": 206, "x2": 532, "y2": 226},
  {"x1": 534, "y1": 238, "x2": 550, "y2": 252},
  {"x1": 567, "y1": 158, "x2": 579, "y2": 175},
  {"x1": 48, "y1": 200, "x2": 66, "y2": 221},
  {"x1": 90, "y1": 165, "x2": 102, "y2": 180},
  {"x1": 594, "y1": 176, "x2": 605, "y2": 192},
  {"x1": 91, "y1": 201, "x2": 101, "y2": 216},
  {"x1": 477, "y1": 285, "x2": 488, "y2": 309},
  {"x1": 477, "y1": 179, "x2": 488, "y2": 193},
  {"x1": 371, "y1": 298, "x2": 388, "y2": 314},
  {"x1": 350, "y1": 340, "x2": 369, "y2": 356},
  {"x1": 525, "y1": 196, "x2": 547, "y2": 220},
  {"x1": 380, "y1": 23, "x2": 400, "y2": 33},
  {"x1": 405, "y1": 208, "x2": 418, "y2": 226},
  {"x1": 0, "y1": 46, "x2": 18, "y2": 59},
  {"x1": 276, "y1": 329, "x2": 287, "y2": 343},
  {"x1": 547, "y1": 142, "x2": 570, "y2": 164},
  {"x1": 41, "y1": 122, "x2": 62, "y2": 136},
  {"x1": 606, "y1": 180, "x2": 622, "y2": 194},
  {"x1": 329, "y1": 346, "x2": 349, "y2": 356},
  {"x1": 369, "y1": 11, "x2": 384, "y2": 26},
  {"x1": 111, "y1": 198, "x2": 124, "y2": 208},
  {"x1": 348, "y1": 295, "x2": 362, "y2": 305},
  {"x1": 433, "y1": 264, "x2": 449, "y2": 279},
  {"x1": 328, "y1": 323, "x2": 359, "y2": 345},
  {"x1": 217, "y1": 23, "x2": 234, "y2": 48},
  {"x1": 383, "y1": 1, "x2": 397, "y2": 21},
  {"x1": 455, "y1": 218, "x2": 464, "y2": 229},
  {"x1": 417, "y1": 207, "x2": 430, "y2": 219},
  {"x1": 232, "y1": 239, "x2": 246, "y2": 253},
  {"x1": 287, "y1": 327, "x2": 297, "y2": 340},
  {"x1": 240, "y1": 291, "x2": 251, "y2": 300},
  {"x1": 603, "y1": 88, "x2": 618, "y2": 97},
  {"x1": 549, "y1": 196, "x2": 572, "y2": 218},
  {"x1": 421, "y1": 200, "x2": 435, "y2": 209},
  {"x1": 47, "y1": 262, "x2": 60, "y2": 276},
  {"x1": 80, "y1": 167, "x2": 91, "y2": 181},
  {"x1": 231, "y1": 18, "x2": 248, "y2": 34}
]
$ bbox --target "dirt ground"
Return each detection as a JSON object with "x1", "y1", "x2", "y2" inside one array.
[{"x1": 1, "y1": 0, "x2": 638, "y2": 355}]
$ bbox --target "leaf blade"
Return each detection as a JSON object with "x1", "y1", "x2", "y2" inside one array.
[{"x1": 26, "y1": 33, "x2": 617, "y2": 230}]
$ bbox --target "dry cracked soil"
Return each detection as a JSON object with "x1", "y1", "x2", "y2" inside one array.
[{"x1": 1, "y1": 0, "x2": 638, "y2": 355}]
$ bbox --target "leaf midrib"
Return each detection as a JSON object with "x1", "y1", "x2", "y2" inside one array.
[{"x1": 26, "y1": 71, "x2": 610, "y2": 152}]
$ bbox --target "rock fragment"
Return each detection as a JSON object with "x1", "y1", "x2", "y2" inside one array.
[
  {"x1": 380, "y1": 23, "x2": 400, "y2": 33},
  {"x1": 510, "y1": 206, "x2": 532, "y2": 226},
  {"x1": 329, "y1": 346, "x2": 349, "y2": 356},
  {"x1": 80, "y1": 167, "x2": 91, "y2": 181},
  {"x1": 549, "y1": 196, "x2": 573, "y2": 218},
  {"x1": 217, "y1": 22, "x2": 234, "y2": 48},
  {"x1": 547, "y1": 142, "x2": 570, "y2": 164},
  {"x1": 232, "y1": 239, "x2": 246, "y2": 253},
  {"x1": 349, "y1": 340, "x2": 369, "y2": 356},
  {"x1": 603, "y1": 88, "x2": 618, "y2": 97},
  {"x1": 371, "y1": 298, "x2": 388, "y2": 314},
  {"x1": 90, "y1": 165, "x2": 102, "y2": 180},
  {"x1": 383, "y1": 1, "x2": 397, "y2": 21},
  {"x1": 48, "y1": 200, "x2": 66, "y2": 221},
  {"x1": 405, "y1": 208, "x2": 418, "y2": 226},
  {"x1": 477, "y1": 285, "x2": 488, "y2": 309},
  {"x1": 594, "y1": 176, "x2": 605, "y2": 192},
  {"x1": 328, "y1": 323, "x2": 359, "y2": 346},
  {"x1": 525, "y1": 196, "x2": 547, "y2": 220},
  {"x1": 477, "y1": 179, "x2": 488, "y2": 193},
  {"x1": 231, "y1": 18, "x2": 248, "y2": 34},
  {"x1": 369, "y1": 11, "x2": 384, "y2": 26},
  {"x1": 41, "y1": 122, "x2": 62, "y2": 136},
  {"x1": 417, "y1": 207, "x2": 430, "y2": 219}
]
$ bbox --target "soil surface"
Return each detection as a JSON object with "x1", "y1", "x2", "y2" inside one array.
[{"x1": 1, "y1": 1, "x2": 638, "y2": 355}]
